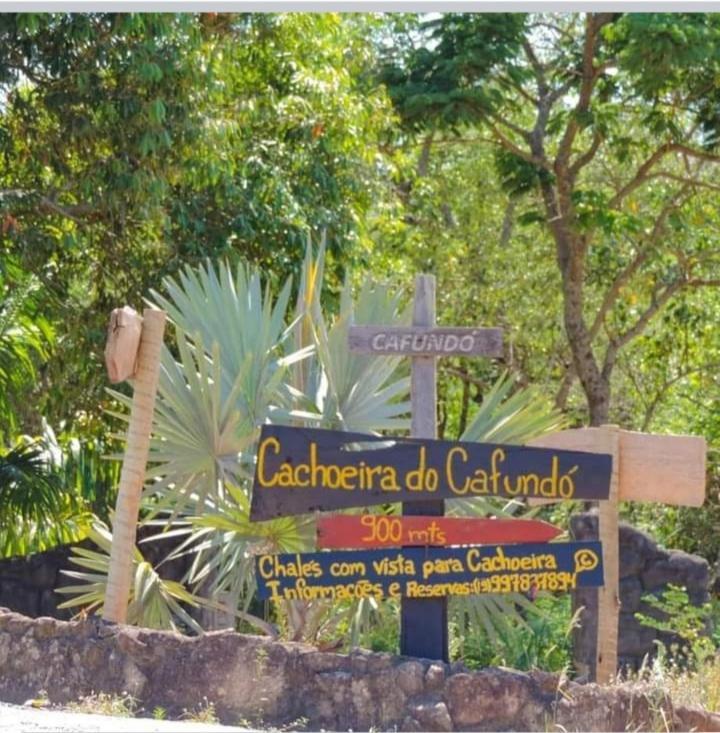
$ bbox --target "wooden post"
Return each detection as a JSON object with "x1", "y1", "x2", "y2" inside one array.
[
  {"x1": 347, "y1": 275, "x2": 503, "y2": 660},
  {"x1": 401, "y1": 274, "x2": 447, "y2": 660},
  {"x1": 103, "y1": 308, "x2": 166, "y2": 624},
  {"x1": 528, "y1": 425, "x2": 706, "y2": 682},
  {"x1": 596, "y1": 424, "x2": 620, "y2": 683}
]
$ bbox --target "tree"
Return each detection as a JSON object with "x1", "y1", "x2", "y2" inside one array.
[
  {"x1": 381, "y1": 12, "x2": 720, "y2": 425},
  {"x1": 0, "y1": 13, "x2": 395, "y2": 432}
]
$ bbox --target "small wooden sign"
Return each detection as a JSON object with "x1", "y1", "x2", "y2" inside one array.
[
  {"x1": 104, "y1": 306, "x2": 143, "y2": 383},
  {"x1": 249, "y1": 425, "x2": 612, "y2": 521},
  {"x1": 316, "y1": 514, "x2": 563, "y2": 549},
  {"x1": 528, "y1": 428, "x2": 706, "y2": 507},
  {"x1": 349, "y1": 326, "x2": 503, "y2": 357},
  {"x1": 255, "y1": 541, "x2": 604, "y2": 601}
]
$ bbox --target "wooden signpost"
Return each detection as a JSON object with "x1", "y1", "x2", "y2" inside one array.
[
  {"x1": 528, "y1": 426, "x2": 706, "y2": 683},
  {"x1": 249, "y1": 274, "x2": 614, "y2": 664},
  {"x1": 249, "y1": 424, "x2": 613, "y2": 521},
  {"x1": 316, "y1": 515, "x2": 563, "y2": 549}
]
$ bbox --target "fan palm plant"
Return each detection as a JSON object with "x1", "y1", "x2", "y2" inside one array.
[
  {"x1": 57, "y1": 519, "x2": 203, "y2": 632},
  {"x1": 143, "y1": 245, "x2": 413, "y2": 637}
]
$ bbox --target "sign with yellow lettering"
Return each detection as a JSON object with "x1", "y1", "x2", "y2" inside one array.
[
  {"x1": 250, "y1": 425, "x2": 612, "y2": 520},
  {"x1": 255, "y1": 541, "x2": 604, "y2": 601}
]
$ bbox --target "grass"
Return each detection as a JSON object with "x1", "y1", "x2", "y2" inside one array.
[
  {"x1": 615, "y1": 647, "x2": 720, "y2": 716},
  {"x1": 182, "y1": 697, "x2": 219, "y2": 724},
  {"x1": 66, "y1": 691, "x2": 137, "y2": 717},
  {"x1": 650, "y1": 653, "x2": 720, "y2": 712}
]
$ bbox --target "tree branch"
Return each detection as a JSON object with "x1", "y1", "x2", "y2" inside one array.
[
  {"x1": 603, "y1": 279, "x2": 685, "y2": 380},
  {"x1": 555, "y1": 14, "x2": 610, "y2": 173},
  {"x1": 609, "y1": 143, "x2": 677, "y2": 208},
  {"x1": 588, "y1": 183, "x2": 693, "y2": 342},
  {"x1": 609, "y1": 141, "x2": 720, "y2": 209},
  {"x1": 487, "y1": 121, "x2": 550, "y2": 169},
  {"x1": 569, "y1": 129, "x2": 604, "y2": 177},
  {"x1": 487, "y1": 109, "x2": 532, "y2": 144},
  {"x1": 646, "y1": 171, "x2": 720, "y2": 193}
]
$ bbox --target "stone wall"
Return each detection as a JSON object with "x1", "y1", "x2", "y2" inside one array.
[
  {"x1": 1, "y1": 515, "x2": 712, "y2": 682},
  {"x1": 0, "y1": 546, "x2": 74, "y2": 620},
  {"x1": 571, "y1": 512, "x2": 710, "y2": 677},
  {"x1": 1, "y1": 609, "x2": 719, "y2": 732},
  {"x1": 0, "y1": 533, "x2": 191, "y2": 621}
]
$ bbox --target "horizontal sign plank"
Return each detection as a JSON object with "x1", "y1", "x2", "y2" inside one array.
[
  {"x1": 349, "y1": 326, "x2": 503, "y2": 357},
  {"x1": 255, "y1": 541, "x2": 604, "y2": 600},
  {"x1": 527, "y1": 428, "x2": 706, "y2": 508},
  {"x1": 249, "y1": 425, "x2": 612, "y2": 520},
  {"x1": 316, "y1": 515, "x2": 563, "y2": 549}
]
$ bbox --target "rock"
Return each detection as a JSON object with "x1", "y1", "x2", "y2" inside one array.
[
  {"x1": 303, "y1": 650, "x2": 348, "y2": 673},
  {"x1": 675, "y1": 705, "x2": 720, "y2": 732},
  {"x1": 424, "y1": 663, "x2": 446, "y2": 691},
  {"x1": 395, "y1": 660, "x2": 425, "y2": 696},
  {"x1": 400, "y1": 715, "x2": 422, "y2": 731},
  {"x1": 616, "y1": 614, "x2": 657, "y2": 657},
  {"x1": 641, "y1": 552, "x2": 708, "y2": 592},
  {"x1": 528, "y1": 669, "x2": 564, "y2": 696},
  {"x1": 444, "y1": 670, "x2": 546, "y2": 730},
  {"x1": 619, "y1": 523, "x2": 659, "y2": 559},
  {"x1": 570, "y1": 512, "x2": 597, "y2": 541},
  {"x1": 619, "y1": 549, "x2": 645, "y2": 578},
  {"x1": 1, "y1": 608, "x2": 718, "y2": 732},
  {"x1": 571, "y1": 513, "x2": 710, "y2": 675},
  {"x1": 408, "y1": 700, "x2": 453, "y2": 732},
  {"x1": 32, "y1": 616, "x2": 58, "y2": 640},
  {"x1": 619, "y1": 577, "x2": 643, "y2": 612},
  {"x1": 553, "y1": 682, "x2": 673, "y2": 732}
]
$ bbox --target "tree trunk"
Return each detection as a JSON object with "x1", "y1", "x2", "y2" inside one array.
[{"x1": 540, "y1": 180, "x2": 611, "y2": 426}]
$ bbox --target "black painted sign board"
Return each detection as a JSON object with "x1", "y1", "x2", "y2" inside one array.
[
  {"x1": 255, "y1": 541, "x2": 604, "y2": 600},
  {"x1": 249, "y1": 424, "x2": 612, "y2": 521}
]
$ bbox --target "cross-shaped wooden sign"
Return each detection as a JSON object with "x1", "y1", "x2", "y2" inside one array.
[
  {"x1": 349, "y1": 274, "x2": 503, "y2": 662},
  {"x1": 528, "y1": 425, "x2": 706, "y2": 683}
]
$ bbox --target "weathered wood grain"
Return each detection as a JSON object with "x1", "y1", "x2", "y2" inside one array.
[
  {"x1": 349, "y1": 325, "x2": 503, "y2": 357},
  {"x1": 528, "y1": 428, "x2": 706, "y2": 508},
  {"x1": 403, "y1": 274, "x2": 446, "y2": 660}
]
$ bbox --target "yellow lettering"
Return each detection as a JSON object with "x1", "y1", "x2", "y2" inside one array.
[
  {"x1": 295, "y1": 463, "x2": 309, "y2": 487},
  {"x1": 466, "y1": 548, "x2": 481, "y2": 572},
  {"x1": 258, "y1": 555, "x2": 275, "y2": 579},
  {"x1": 559, "y1": 465, "x2": 578, "y2": 498},
  {"x1": 257, "y1": 437, "x2": 280, "y2": 486},
  {"x1": 446, "y1": 446, "x2": 469, "y2": 495},
  {"x1": 380, "y1": 467, "x2": 400, "y2": 492},
  {"x1": 276, "y1": 462, "x2": 294, "y2": 487},
  {"x1": 330, "y1": 561, "x2": 366, "y2": 577},
  {"x1": 469, "y1": 470, "x2": 489, "y2": 494},
  {"x1": 341, "y1": 466, "x2": 357, "y2": 489},
  {"x1": 491, "y1": 448, "x2": 505, "y2": 495}
]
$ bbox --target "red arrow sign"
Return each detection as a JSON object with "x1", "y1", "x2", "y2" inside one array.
[{"x1": 316, "y1": 515, "x2": 563, "y2": 549}]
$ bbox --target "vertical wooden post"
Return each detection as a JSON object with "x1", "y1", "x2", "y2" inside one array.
[
  {"x1": 103, "y1": 309, "x2": 166, "y2": 624},
  {"x1": 595, "y1": 424, "x2": 621, "y2": 683},
  {"x1": 400, "y1": 275, "x2": 448, "y2": 661}
]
